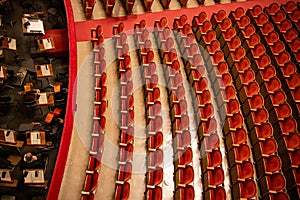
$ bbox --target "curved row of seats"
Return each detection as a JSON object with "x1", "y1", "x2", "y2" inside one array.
[
  {"x1": 211, "y1": 7, "x2": 292, "y2": 199},
  {"x1": 153, "y1": 17, "x2": 195, "y2": 199},
  {"x1": 191, "y1": 12, "x2": 257, "y2": 199},
  {"x1": 112, "y1": 22, "x2": 134, "y2": 200},
  {"x1": 81, "y1": 0, "x2": 241, "y2": 19},
  {"x1": 263, "y1": 2, "x2": 300, "y2": 133},
  {"x1": 133, "y1": 20, "x2": 164, "y2": 200},
  {"x1": 225, "y1": 7, "x2": 291, "y2": 199},
  {"x1": 171, "y1": 14, "x2": 228, "y2": 199},
  {"x1": 81, "y1": 25, "x2": 107, "y2": 200},
  {"x1": 232, "y1": 4, "x2": 300, "y2": 198}
]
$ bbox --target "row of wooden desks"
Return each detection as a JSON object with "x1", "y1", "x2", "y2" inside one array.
[
  {"x1": 0, "y1": 169, "x2": 47, "y2": 187},
  {"x1": 0, "y1": 128, "x2": 49, "y2": 148}
]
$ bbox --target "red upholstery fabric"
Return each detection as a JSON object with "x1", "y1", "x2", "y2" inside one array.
[
  {"x1": 228, "y1": 113, "x2": 243, "y2": 129},
  {"x1": 265, "y1": 155, "x2": 281, "y2": 173},
  {"x1": 226, "y1": 99, "x2": 239, "y2": 115},
  {"x1": 240, "y1": 179, "x2": 256, "y2": 198},
  {"x1": 202, "y1": 118, "x2": 217, "y2": 134},
  {"x1": 280, "y1": 118, "x2": 297, "y2": 134},
  {"x1": 240, "y1": 69, "x2": 255, "y2": 84},
  {"x1": 209, "y1": 186, "x2": 226, "y2": 200},
  {"x1": 245, "y1": 82, "x2": 259, "y2": 97},
  {"x1": 256, "y1": 123, "x2": 273, "y2": 139},
  {"x1": 205, "y1": 133, "x2": 220, "y2": 150},
  {"x1": 260, "y1": 138, "x2": 277, "y2": 155},
  {"x1": 284, "y1": 132, "x2": 300, "y2": 149},
  {"x1": 235, "y1": 144, "x2": 250, "y2": 162},
  {"x1": 270, "y1": 90, "x2": 286, "y2": 105},
  {"x1": 249, "y1": 94, "x2": 263, "y2": 110},
  {"x1": 238, "y1": 161, "x2": 254, "y2": 179},
  {"x1": 208, "y1": 167, "x2": 224, "y2": 186},
  {"x1": 267, "y1": 173, "x2": 286, "y2": 191},
  {"x1": 207, "y1": 149, "x2": 222, "y2": 168},
  {"x1": 232, "y1": 128, "x2": 247, "y2": 145}
]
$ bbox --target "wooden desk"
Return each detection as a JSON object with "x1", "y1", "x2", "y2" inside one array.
[
  {"x1": 0, "y1": 141, "x2": 24, "y2": 148},
  {"x1": 0, "y1": 66, "x2": 7, "y2": 81},
  {"x1": 1, "y1": 37, "x2": 17, "y2": 51},
  {"x1": 35, "y1": 64, "x2": 53, "y2": 78},
  {"x1": 26, "y1": 131, "x2": 46, "y2": 146},
  {"x1": 22, "y1": 15, "x2": 45, "y2": 36},
  {"x1": 0, "y1": 129, "x2": 17, "y2": 144},
  {"x1": 36, "y1": 92, "x2": 54, "y2": 106},
  {"x1": 0, "y1": 169, "x2": 13, "y2": 183},
  {"x1": 23, "y1": 169, "x2": 46, "y2": 185},
  {"x1": 37, "y1": 37, "x2": 55, "y2": 52}
]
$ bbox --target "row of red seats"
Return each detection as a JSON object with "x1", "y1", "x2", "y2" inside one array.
[
  {"x1": 134, "y1": 20, "x2": 164, "y2": 200},
  {"x1": 263, "y1": 2, "x2": 300, "y2": 132},
  {"x1": 191, "y1": 13, "x2": 256, "y2": 199},
  {"x1": 235, "y1": 5, "x2": 300, "y2": 198},
  {"x1": 81, "y1": 25, "x2": 108, "y2": 200},
  {"x1": 153, "y1": 17, "x2": 195, "y2": 200},
  {"x1": 223, "y1": 8, "x2": 291, "y2": 199},
  {"x1": 113, "y1": 23, "x2": 134, "y2": 200},
  {"x1": 173, "y1": 15, "x2": 228, "y2": 200}
]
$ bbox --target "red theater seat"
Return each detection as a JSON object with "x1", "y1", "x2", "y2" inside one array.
[
  {"x1": 175, "y1": 147, "x2": 193, "y2": 167},
  {"x1": 279, "y1": 118, "x2": 297, "y2": 134},
  {"x1": 289, "y1": 38, "x2": 300, "y2": 52},
  {"x1": 120, "y1": 127, "x2": 134, "y2": 146},
  {"x1": 226, "y1": 99, "x2": 239, "y2": 116},
  {"x1": 199, "y1": 103, "x2": 214, "y2": 121},
  {"x1": 204, "y1": 133, "x2": 220, "y2": 151},
  {"x1": 278, "y1": 20, "x2": 292, "y2": 33},
  {"x1": 147, "y1": 186, "x2": 162, "y2": 200},
  {"x1": 270, "y1": 41, "x2": 285, "y2": 55},
  {"x1": 236, "y1": 57, "x2": 250, "y2": 72},
  {"x1": 176, "y1": 165, "x2": 194, "y2": 187},
  {"x1": 283, "y1": 28, "x2": 298, "y2": 42},
  {"x1": 228, "y1": 36, "x2": 241, "y2": 51},
  {"x1": 204, "y1": 167, "x2": 224, "y2": 191},
  {"x1": 148, "y1": 116, "x2": 163, "y2": 134},
  {"x1": 265, "y1": 155, "x2": 282, "y2": 174},
  {"x1": 202, "y1": 118, "x2": 217, "y2": 135},
  {"x1": 284, "y1": 132, "x2": 300, "y2": 150},
  {"x1": 261, "y1": 65, "x2": 276, "y2": 81},
  {"x1": 250, "y1": 5, "x2": 262, "y2": 18},
  {"x1": 147, "y1": 168, "x2": 163, "y2": 186},
  {"x1": 235, "y1": 161, "x2": 254, "y2": 180},
  {"x1": 282, "y1": 1, "x2": 297, "y2": 13},
  {"x1": 212, "y1": 50, "x2": 224, "y2": 64},
  {"x1": 268, "y1": 192, "x2": 289, "y2": 200},
  {"x1": 235, "y1": 179, "x2": 257, "y2": 198},
  {"x1": 203, "y1": 149, "x2": 222, "y2": 170},
  {"x1": 265, "y1": 31, "x2": 279, "y2": 45},
  {"x1": 256, "y1": 54, "x2": 271, "y2": 70},
  {"x1": 115, "y1": 182, "x2": 130, "y2": 200},
  {"x1": 245, "y1": 82, "x2": 259, "y2": 97},
  {"x1": 256, "y1": 123, "x2": 273, "y2": 139},
  {"x1": 237, "y1": 16, "x2": 250, "y2": 29},
  {"x1": 223, "y1": 27, "x2": 236, "y2": 41},
  {"x1": 232, "y1": 47, "x2": 245, "y2": 62},
  {"x1": 148, "y1": 132, "x2": 163, "y2": 151},
  {"x1": 247, "y1": 33, "x2": 260, "y2": 48},
  {"x1": 240, "y1": 69, "x2": 255, "y2": 84},
  {"x1": 249, "y1": 94, "x2": 264, "y2": 110},
  {"x1": 291, "y1": 86, "x2": 300, "y2": 101},
  {"x1": 228, "y1": 113, "x2": 243, "y2": 130},
  {"x1": 290, "y1": 9, "x2": 300, "y2": 22},
  {"x1": 176, "y1": 130, "x2": 191, "y2": 149},
  {"x1": 87, "y1": 155, "x2": 101, "y2": 172},
  {"x1": 232, "y1": 7, "x2": 245, "y2": 21},
  {"x1": 148, "y1": 149, "x2": 163, "y2": 167},
  {"x1": 206, "y1": 186, "x2": 226, "y2": 200},
  {"x1": 270, "y1": 90, "x2": 286, "y2": 106},
  {"x1": 196, "y1": 90, "x2": 211, "y2": 107},
  {"x1": 273, "y1": 10, "x2": 286, "y2": 24},
  {"x1": 174, "y1": 185, "x2": 194, "y2": 200},
  {"x1": 255, "y1": 13, "x2": 268, "y2": 26},
  {"x1": 265, "y1": 3, "x2": 279, "y2": 15},
  {"x1": 117, "y1": 162, "x2": 132, "y2": 182},
  {"x1": 265, "y1": 77, "x2": 281, "y2": 93},
  {"x1": 216, "y1": 62, "x2": 228, "y2": 75},
  {"x1": 119, "y1": 143, "x2": 133, "y2": 163},
  {"x1": 261, "y1": 173, "x2": 286, "y2": 194},
  {"x1": 234, "y1": 144, "x2": 251, "y2": 162},
  {"x1": 260, "y1": 138, "x2": 278, "y2": 155},
  {"x1": 287, "y1": 74, "x2": 300, "y2": 89},
  {"x1": 242, "y1": 24, "x2": 255, "y2": 38},
  {"x1": 252, "y1": 44, "x2": 266, "y2": 58},
  {"x1": 203, "y1": 30, "x2": 216, "y2": 45},
  {"x1": 261, "y1": 22, "x2": 274, "y2": 36},
  {"x1": 231, "y1": 128, "x2": 247, "y2": 146},
  {"x1": 274, "y1": 104, "x2": 292, "y2": 120},
  {"x1": 219, "y1": 18, "x2": 231, "y2": 32}
]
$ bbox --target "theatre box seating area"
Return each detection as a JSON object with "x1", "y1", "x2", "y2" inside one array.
[
  {"x1": 0, "y1": 0, "x2": 68, "y2": 199},
  {"x1": 75, "y1": 1, "x2": 300, "y2": 200}
]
